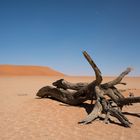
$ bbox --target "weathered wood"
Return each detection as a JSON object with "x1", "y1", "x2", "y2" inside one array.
[
  {"x1": 36, "y1": 51, "x2": 140, "y2": 128},
  {"x1": 118, "y1": 96, "x2": 140, "y2": 106},
  {"x1": 70, "y1": 51, "x2": 104, "y2": 100},
  {"x1": 52, "y1": 67, "x2": 131, "y2": 91},
  {"x1": 53, "y1": 79, "x2": 88, "y2": 90},
  {"x1": 101, "y1": 67, "x2": 132, "y2": 88},
  {"x1": 36, "y1": 86, "x2": 88, "y2": 105},
  {"x1": 78, "y1": 100, "x2": 102, "y2": 124},
  {"x1": 83, "y1": 51, "x2": 102, "y2": 85}
]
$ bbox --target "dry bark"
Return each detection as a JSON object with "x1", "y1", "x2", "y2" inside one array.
[{"x1": 36, "y1": 51, "x2": 140, "y2": 127}]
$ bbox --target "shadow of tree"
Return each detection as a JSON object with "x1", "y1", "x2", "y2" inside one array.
[
  {"x1": 123, "y1": 112, "x2": 140, "y2": 118},
  {"x1": 79, "y1": 103, "x2": 95, "y2": 114},
  {"x1": 35, "y1": 97, "x2": 135, "y2": 127}
]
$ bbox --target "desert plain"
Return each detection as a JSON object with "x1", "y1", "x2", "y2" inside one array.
[{"x1": 0, "y1": 66, "x2": 140, "y2": 140}]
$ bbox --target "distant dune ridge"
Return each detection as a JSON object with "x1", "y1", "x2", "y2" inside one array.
[{"x1": 0, "y1": 65, "x2": 64, "y2": 76}]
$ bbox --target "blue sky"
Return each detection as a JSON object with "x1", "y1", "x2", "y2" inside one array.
[{"x1": 0, "y1": 0, "x2": 140, "y2": 76}]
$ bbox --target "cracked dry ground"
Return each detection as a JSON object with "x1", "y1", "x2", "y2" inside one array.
[{"x1": 0, "y1": 76, "x2": 140, "y2": 140}]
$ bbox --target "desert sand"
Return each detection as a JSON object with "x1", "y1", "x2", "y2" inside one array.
[{"x1": 0, "y1": 75, "x2": 140, "y2": 140}]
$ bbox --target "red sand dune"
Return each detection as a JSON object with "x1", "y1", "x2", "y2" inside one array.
[{"x1": 0, "y1": 65, "x2": 64, "y2": 76}]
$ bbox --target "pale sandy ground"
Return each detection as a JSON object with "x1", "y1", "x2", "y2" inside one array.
[{"x1": 0, "y1": 76, "x2": 140, "y2": 140}]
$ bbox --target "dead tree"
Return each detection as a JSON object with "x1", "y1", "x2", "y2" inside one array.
[{"x1": 36, "y1": 51, "x2": 140, "y2": 127}]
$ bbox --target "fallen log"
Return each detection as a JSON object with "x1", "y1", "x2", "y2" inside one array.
[{"x1": 36, "y1": 51, "x2": 140, "y2": 127}]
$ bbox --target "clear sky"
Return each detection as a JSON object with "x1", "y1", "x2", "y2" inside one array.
[{"x1": 0, "y1": 0, "x2": 140, "y2": 76}]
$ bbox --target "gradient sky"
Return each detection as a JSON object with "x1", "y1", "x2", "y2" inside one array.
[{"x1": 0, "y1": 0, "x2": 140, "y2": 76}]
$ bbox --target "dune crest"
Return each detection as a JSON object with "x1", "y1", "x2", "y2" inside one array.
[{"x1": 0, "y1": 65, "x2": 64, "y2": 76}]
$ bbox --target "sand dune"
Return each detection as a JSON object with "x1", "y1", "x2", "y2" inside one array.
[{"x1": 0, "y1": 65, "x2": 64, "y2": 76}]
